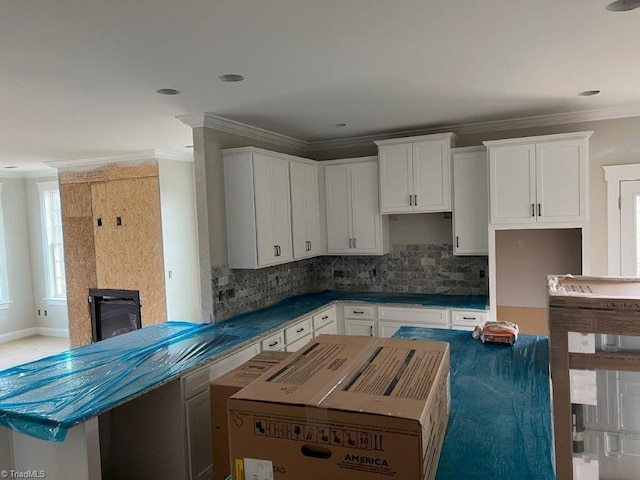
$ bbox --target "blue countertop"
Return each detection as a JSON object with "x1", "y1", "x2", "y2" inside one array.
[
  {"x1": 394, "y1": 327, "x2": 554, "y2": 480},
  {"x1": 0, "y1": 290, "x2": 487, "y2": 442}
]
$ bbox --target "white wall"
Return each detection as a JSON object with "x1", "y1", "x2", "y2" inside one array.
[
  {"x1": 157, "y1": 158, "x2": 201, "y2": 321},
  {"x1": 25, "y1": 176, "x2": 69, "y2": 334},
  {"x1": 0, "y1": 178, "x2": 36, "y2": 339}
]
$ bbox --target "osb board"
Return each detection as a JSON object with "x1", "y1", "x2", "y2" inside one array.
[
  {"x1": 60, "y1": 182, "x2": 92, "y2": 218},
  {"x1": 497, "y1": 306, "x2": 548, "y2": 335},
  {"x1": 62, "y1": 217, "x2": 97, "y2": 347},
  {"x1": 59, "y1": 161, "x2": 158, "y2": 185},
  {"x1": 91, "y1": 176, "x2": 166, "y2": 326}
]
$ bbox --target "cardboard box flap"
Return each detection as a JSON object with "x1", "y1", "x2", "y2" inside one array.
[
  {"x1": 212, "y1": 350, "x2": 291, "y2": 388},
  {"x1": 233, "y1": 335, "x2": 450, "y2": 420},
  {"x1": 549, "y1": 275, "x2": 640, "y2": 299}
]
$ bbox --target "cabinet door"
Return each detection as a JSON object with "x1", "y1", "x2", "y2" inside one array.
[
  {"x1": 413, "y1": 140, "x2": 451, "y2": 212},
  {"x1": 344, "y1": 318, "x2": 376, "y2": 337},
  {"x1": 350, "y1": 162, "x2": 382, "y2": 253},
  {"x1": 253, "y1": 154, "x2": 277, "y2": 266},
  {"x1": 379, "y1": 144, "x2": 414, "y2": 213},
  {"x1": 270, "y1": 157, "x2": 293, "y2": 262},
  {"x1": 453, "y1": 149, "x2": 488, "y2": 255},
  {"x1": 304, "y1": 163, "x2": 321, "y2": 256},
  {"x1": 314, "y1": 319, "x2": 337, "y2": 337},
  {"x1": 489, "y1": 144, "x2": 536, "y2": 224},
  {"x1": 536, "y1": 140, "x2": 585, "y2": 223},
  {"x1": 185, "y1": 390, "x2": 213, "y2": 480},
  {"x1": 285, "y1": 333, "x2": 313, "y2": 352},
  {"x1": 325, "y1": 165, "x2": 353, "y2": 254},
  {"x1": 290, "y1": 161, "x2": 310, "y2": 259}
]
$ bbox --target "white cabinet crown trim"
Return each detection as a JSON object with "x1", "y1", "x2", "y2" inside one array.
[
  {"x1": 483, "y1": 131, "x2": 593, "y2": 147},
  {"x1": 374, "y1": 132, "x2": 458, "y2": 146}
]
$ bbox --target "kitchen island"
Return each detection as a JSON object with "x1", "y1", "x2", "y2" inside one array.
[{"x1": 0, "y1": 290, "x2": 488, "y2": 479}]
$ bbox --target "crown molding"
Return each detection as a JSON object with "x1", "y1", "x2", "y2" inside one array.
[
  {"x1": 179, "y1": 104, "x2": 640, "y2": 154},
  {"x1": 45, "y1": 149, "x2": 192, "y2": 169},
  {"x1": 0, "y1": 168, "x2": 56, "y2": 179},
  {"x1": 177, "y1": 113, "x2": 308, "y2": 152}
]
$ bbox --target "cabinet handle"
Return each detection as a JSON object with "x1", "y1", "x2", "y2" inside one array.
[
  {"x1": 538, "y1": 203, "x2": 542, "y2": 217},
  {"x1": 274, "y1": 245, "x2": 278, "y2": 257},
  {"x1": 321, "y1": 315, "x2": 329, "y2": 320},
  {"x1": 277, "y1": 245, "x2": 282, "y2": 256},
  {"x1": 353, "y1": 310, "x2": 365, "y2": 314},
  {"x1": 349, "y1": 238, "x2": 353, "y2": 248},
  {"x1": 409, "y1": 195, "x2": 413, "y2": 206},
  {"x1": 296, "y1": 327, "x2": 305, "y2": 333},
  {"x1": 369, "y1": 325, "x2": 373, "y2": 336},
  {"x1": 462, "y1": 316, "x2": 477, "y2": 320},
  {"x1": 308, "y1": 240, "x2": 312, "y2": 251},
  {"x1": 531, "y1": 204, "x2": 535, "y2": 217},
  {"x1": 456, "y1": 236, "x2": 459, "y2": 248},
  {"x1": 353, "y1": 238, "x2": 357, "y2": 248},
  {"x1": 414, "y1": 194, "x2": 418, "y2": 206},
  {"x1": 268, "y1": 340, "x2": 279, "y2": 347}
]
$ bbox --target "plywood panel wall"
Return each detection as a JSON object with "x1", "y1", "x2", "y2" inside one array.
[
  {"x1": 59, "y1": 162, "x2": 166, "y2": 345},
  {"x1": 92, "y1": 177, "x2": 166, "y2": 326},
  {"x1": 60, "y1": 183, "x2": 97, "y2": 347}
]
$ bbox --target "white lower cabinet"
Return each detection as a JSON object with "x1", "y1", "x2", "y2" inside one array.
[
  {"x1": 286, "y1": 333, "x2": 314, "y2": 352},
  {"x1": 377, "y1": 306, "x2": 450, "y2": 328},
  {"x1": 182, "y1": 342, "x2": 260, "y2": 480},
  {"x1": 344, "y1": 318, "x2": 376, "y2": 336},
  {"x1": 377, "y1": 320, "x2": 444, "y2": 338},
  {"x1": 261, "y1": 331, "x2": 285, "y2": 351},
  {"x1": 314, "y1": 319, "x2": 337, "y2": 336}
]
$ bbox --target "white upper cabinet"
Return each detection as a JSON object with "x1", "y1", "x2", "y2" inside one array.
[
  {"x1": 325, "y1": 158, "x2": 390, "y2": 255},
  {"x1": 452, "y1": 147, "x2": 488, "y2": 255},
  {"x1": 485, "y1": 132, "x2": 592, "y2": 226},
  {"x1": 223, "y1": 148, "x2": 298, "y2": 269},
  {"x1": 376, "y1": 133, "x2": 457, "y2": 214},
  {"x1": 290, "y1": 161, "x2": 321, "y2": 259}
]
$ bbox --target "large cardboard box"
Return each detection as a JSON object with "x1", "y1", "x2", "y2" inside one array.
[
  {"x1": 211, "y1": 350, "x2": 293, "y2": 480},
  {"x1": 228, "y1": 335, "x2": 450, "y2": 480}
]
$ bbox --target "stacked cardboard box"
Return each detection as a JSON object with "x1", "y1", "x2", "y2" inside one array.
[
  {"x1": 211, "y1": 350, "x2": 293, "y2": 480},
  {"x1": 228, "y1": 334, "x2": 450, "y2": 480}
]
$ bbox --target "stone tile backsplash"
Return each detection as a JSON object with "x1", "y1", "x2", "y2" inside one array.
[
  {"x1": 318, "y1": 244, "x2": 488, "y2": 294},
  {"x1": 212, "y1": 258, "x2": 321, "y2": 321},
  {"x1": 212, "y1": 244, "x2": 488, "y2": 321}
]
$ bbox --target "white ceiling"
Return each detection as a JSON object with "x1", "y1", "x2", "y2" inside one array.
[{"x1": 2, "y1": 0, "x2": 640, "y2": 170}]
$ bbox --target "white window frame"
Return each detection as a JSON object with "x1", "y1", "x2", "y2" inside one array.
[
  {"x1": 38, "y1": 181, "x2": 66, "y2": 305},
  {"x1": 604, "y1": 164, "x2": 640, "y2": 275},
  {"x1": 0, "y1": 183, "x2": 10, "y2": 309}
]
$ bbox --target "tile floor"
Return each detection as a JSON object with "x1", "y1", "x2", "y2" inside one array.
[{"x1": 0, "y1": 335, "x2": 70, "y2": 371}]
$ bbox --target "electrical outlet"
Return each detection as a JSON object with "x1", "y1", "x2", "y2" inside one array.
[
  {"x1": 479, "y1": 270, "x2": 486, "y2": 279},
  {"x1": 226, "y1": 288, "x2": 235, "y2": 299},
  {"x1": 44, "y1": 310, "x2": 48, "y2": 316},
  {"x1": 333, "y1": 270, "x2": 345, "y2": 278},
  {"x1": 37, "y1": 309, "x2": 41, "y2": 316}
]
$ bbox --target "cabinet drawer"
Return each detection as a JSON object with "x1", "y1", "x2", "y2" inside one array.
[
  {"x1": 261, "y1": 331, "x2": 285, "y2": 351},
  {"x1": 378, "y1": 306, "x2": 449, "y2": 326},
  {"x1": 451, "y1": 310, "x2": 487, "y2": 327},
  {"x1": 344, "y1": 304, "x2": 375, "y2": 320},
  {"x1": 285, "y1": 333, "x2": 313, "y2": 352},
  {"x1": 285, "y1": 317, "x2": 312, "y2": 344},
  {"x1": 182, "y1": 342, "x2": 260, "y2": 399},
  {"x1": 313, "y1": 305, "x2": 337, "y2": 329}
]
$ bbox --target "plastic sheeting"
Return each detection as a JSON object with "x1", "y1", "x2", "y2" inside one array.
[
  {"x1": 393, "y1": 327, "x2": 555, "y2": 480},
  {"x1": 0, "y1": 322, "x2": 238, "y2": 441},
  {"x1": 0, "y1": 290, "x2": 487, "y2": 444}
]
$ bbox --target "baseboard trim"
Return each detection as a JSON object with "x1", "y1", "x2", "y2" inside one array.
[
  {"x1": 0, "y1": 327, "x2": 38, "y2": 344},
  {"x1": 36, "y1": 327, "x2": 70, "y2": 338}
]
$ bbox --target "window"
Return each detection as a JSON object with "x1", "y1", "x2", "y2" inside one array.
[
  {"x1": 0, "y1": 184, "x2": 9, "y2": 305},
  {"x1": 38, "y1": 181, "x2": 66, "y2": 301}
]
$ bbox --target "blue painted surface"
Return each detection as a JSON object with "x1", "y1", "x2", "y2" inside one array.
[
  {"x1": 0, "y1": 290, "x2": 487, "y2": 442},
  {"x1": 393, "y1": 327, "x2": 555, "y2": 480}
]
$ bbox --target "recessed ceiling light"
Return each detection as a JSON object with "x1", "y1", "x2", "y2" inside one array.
[
  {"x1": 606, "y1": 0, "x2": 640, "y2": 11},
  {"x1": 331, "y1": 123, "x2": 347, "y2": 128},
  {"x1": 578, "y1": 90, "x2": 601, "y2": 96},
  {"x1": 219, "y1": 74, "x2": 244, "y2": 83},
  {"x1": 3, "y1": 166, "x2": 17, "y2": 169},
  {"x1": 156, "y1": 88, "x2": 181, "y2": 95}
]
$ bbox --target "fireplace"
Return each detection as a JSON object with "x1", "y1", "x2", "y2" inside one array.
[{"x1": 89, "y1": 289, "x2": 142, "y2": 342}]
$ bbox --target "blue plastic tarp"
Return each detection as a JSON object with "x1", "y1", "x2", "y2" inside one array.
[
  {"x1": 0, "y1": 322, "x2": 238, "y2": 441},
  {"x1": 393, "y1": 327, "x2": 555, "y2": 480}
]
